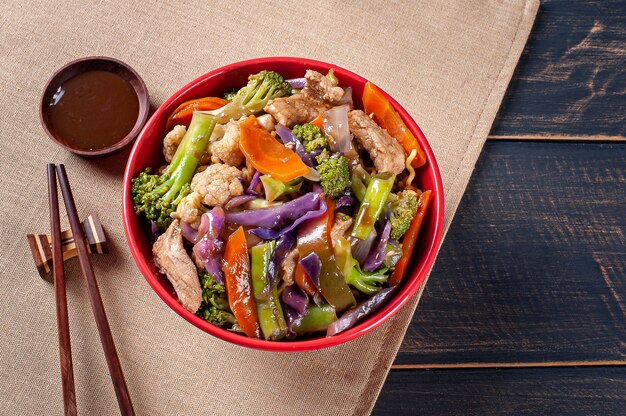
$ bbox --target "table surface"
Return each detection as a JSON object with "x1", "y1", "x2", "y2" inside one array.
[{"x1": 374, "y1": 0, "x2": 626, "y2": 414}]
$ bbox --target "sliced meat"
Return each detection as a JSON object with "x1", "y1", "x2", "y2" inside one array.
[
  {"x1": 330, "y1": 213, "x2": 353, "y2": 243},
  {"x1": 153, "y1": 220, "x2": 202, "y2": 313},
  {"x1": 264, "y1": 70, "x2": 345, "y2": 128},
  {"x1": 279, "y1": 248, "x2": 299, "y2": 286},
  {"x1": 347, "y1": 110, "x2": 406, "y2": 175},
  {"x1": 264, "y1": 94, "x2": 330, "y2": 128},
  {"x1": 303, "y1": 69, "x2": 344, "y2": 103}
]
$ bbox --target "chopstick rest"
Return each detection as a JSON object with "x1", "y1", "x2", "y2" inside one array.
[{"x1": 27, "y1": 213, "x2": 108, "y2": 280}]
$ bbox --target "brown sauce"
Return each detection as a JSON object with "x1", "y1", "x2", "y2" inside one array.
[{"x1": 49, "y1": 70, "x2": 139, "y2": 150}]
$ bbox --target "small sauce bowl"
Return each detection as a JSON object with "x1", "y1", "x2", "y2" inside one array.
[{"x1": 40, "y1": 56, "x2": 150, "y2": 157}]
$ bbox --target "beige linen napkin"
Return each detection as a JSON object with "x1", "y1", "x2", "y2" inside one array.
[{"x1": 0, "y1": 0, "x2": 538, "y2": 414}]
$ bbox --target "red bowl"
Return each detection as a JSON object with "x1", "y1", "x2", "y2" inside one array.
[{"x1": 122, "y1": 57, "x2": 444, "y2": 352}]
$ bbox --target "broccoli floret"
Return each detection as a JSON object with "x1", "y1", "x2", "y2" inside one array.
[
  {"x1": 132, "y1": 112, "x2": 216, "y2": 230},
  {"x1": 196, "y1": 270, "x2": 237, "y2": 327},
  {"x1": 199, "y1": 70, "x2": 291, "y2": 123},
  {"x1": 223, "y1": 89, "x2": 238, "y2": 102},
  {"x1": 292, "y1": 123, "x2": 329, "y2": 153},
  {"x1": 346, "y1": 263, "x2": 389, "y2": 295},
  {"x1": 316, "y1": 150, "x2": 350, "y2": 199},
  {"x1": 389, "y1": 190, "x2": 419, "y2": 240},
  {"x1": 334, "y1": 237, "x2": 388, "y2": 295}
]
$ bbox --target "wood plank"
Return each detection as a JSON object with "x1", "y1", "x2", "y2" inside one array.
[
  {"x1": 392, "y1": 361, "x2": 626, "y2": 369},
  {"x1": 488, "y1": 135, "x2": 626, "y2": 142},
  {"x1": 490, "y1": 0, "x2": 626, "y2": 137},
  {"x1": 396, "y1": 141, "x2": 626, "y2": 365},
  {"x1": 374, "y1": 367, "x2": 626, "y2": 415}
]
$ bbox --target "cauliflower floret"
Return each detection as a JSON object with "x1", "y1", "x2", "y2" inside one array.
[
  {"x1": 172, "y1": 191, "x2": 204, "y2": 228},
  {"x1": 191, "y1": 164, "x2": 244, "y2": 207},
  {"x1": 163, "y1": 125, "x2": 186, "y2": 163},
  {"x1": 200, "y1": 124, "x2": 226, "y2": 165},
  {"x1": 210, "y1": 121, "x2": 245, "y2": 167}
]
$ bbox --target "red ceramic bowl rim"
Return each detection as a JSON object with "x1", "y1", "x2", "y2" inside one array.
[{"x1": 122, "y1": 57, "x2": 444, "y2": 352}]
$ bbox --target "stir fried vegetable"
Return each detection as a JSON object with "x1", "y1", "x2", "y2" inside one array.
[
  {"x1": 351, "y1": 172, "x2": 395, "y2": 240},
  {"x1": 292, "y1": 123, "x2": 328, "y2": 153},
  {"x1": 294, "y1": 304, "x2": 337, "y2": 334},
  {"x1": 133, "y1": 68, "x2": 435, "y2": 341},
  {"x1": 250, "y1": 241, "x2": 287, "y2": 340},
  {"x1": 132, "y1": 112, "x2": 216, "y2": 230},
  {"x1": 239, "y1": 116, "x2": 309, "y2": 182},
  {"x1": 334, "y1": 237, "x2": 388, "y2": 295},
  {"x1": 196, "y1": 270, "x2": 236, "y2": 328},
  {"x1": 389, "y1": 190, "x2": 432, "y2": 286},
  {"x1": 261, "y1": 175, "x2": 303, "y2": 203},
  {"x1": 165, "y1": 97, "x2": 228, "y2": 131},
  {"x1": 298, "y1": 198, "x2": 355, "y2": 313},
  {"x1": 389, "y1": 190, "x2": 420, "y2": 241},
  {"x1": 223, "y1": 226, "x2": 261, "y2": 338},
  {"x1": 316, "y1": 150, "x2": 350, "y2": 199}
]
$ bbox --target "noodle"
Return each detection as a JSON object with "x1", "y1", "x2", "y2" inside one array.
[{"x1": 404, "y1": 149, "x2": 417, "y2": 187}]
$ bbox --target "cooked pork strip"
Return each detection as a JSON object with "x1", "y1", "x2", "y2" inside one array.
[{"x1": 153, "y1": 219, "x2": 202, "y2": 313}]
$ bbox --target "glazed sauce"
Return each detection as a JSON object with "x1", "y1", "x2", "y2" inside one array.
[{"x1": 49, "y1": 70, "x2": 139, "y2": 150}]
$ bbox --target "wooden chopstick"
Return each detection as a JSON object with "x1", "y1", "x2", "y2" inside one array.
[
  {"x1": 55, "y1": 164, "x2": 135, "y2": 416},
  {"x1": 48, "y1": 164, "x2": 78, "y2": 416}
]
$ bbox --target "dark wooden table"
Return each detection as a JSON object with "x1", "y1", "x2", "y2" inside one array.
[{"x1": 374, "y1": 1, "x2": 626, "y2": 414}]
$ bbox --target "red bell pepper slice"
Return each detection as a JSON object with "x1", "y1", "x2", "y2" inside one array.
[{"x1": 222, "y1": 226, "x2": 261, "y2": 338}]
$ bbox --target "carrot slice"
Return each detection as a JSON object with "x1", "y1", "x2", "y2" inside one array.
[
  {"x1": 309, "y1": 114, "x2": 325, "y2": 132},
  {"x1": 239, "y1": 116, "x2": 309, "y2": 182},
  {"x1": 222, "y1": 226, "x2": 261, "y2": 338},
  {"x1": 362, "y1": 82, "x2": 427, "y2": 168},
  {"x1": 165, "y1": 97, "x2": 228, "y2": 131},
  {"x1": 389, "y1": 190, "x2": 431, "y2": 286}
]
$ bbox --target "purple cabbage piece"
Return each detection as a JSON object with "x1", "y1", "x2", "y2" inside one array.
[
  {"x1": 335, "y1": 195, "x2": 356, "y2": 215},
  {"x1": 326, "y1": 286, "x2": 398, "y2": 336},
  {"x1": 299, "y1": 252, "x2": 321, "y2": 291},
  {"x1": 286, "y1": 77, "x2": 306, "y2": 89},
  {"x1": 250, "y1": 194, "x2": 327, "y2": 240},
  {"x1": 282, "y1": 285, "x2": 309, "y2": 339},
  {"x1": 224, "y1": 194, "x2": 257, "y2": 210},
  {"x1": 179, "y1": 220, "x2": 198, "y2": 243},
  {"x1": 151, "y1": 221, "x2": 164, "y2": 241},
  {"x1": 284, "y1": 305, "x2": 306, "y2": 340},
  {"x1": 267, "y1": 230, "x2": 296, "y2": 287},
  {"x1": 362, "y1": 217, "x2": 392, "y2": 272},
  {"x1": 247, "y1": 171, "x2": 261, "y2": 195},
  {"x1": 225, "y1": 192, "x2": 321, "y2": 229},
  {"x1": 309, "y1": 148, "x2": 323, "y2": 160},
  {"x1": 281, "y1": 284, "x2": 309, "y2": 314},
  {"x1": 276, "y1": 124, "x2": 313, "y2": 167},
  {"x1": 192, "y1": 207, "x2": 226, "y2": 284}
]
